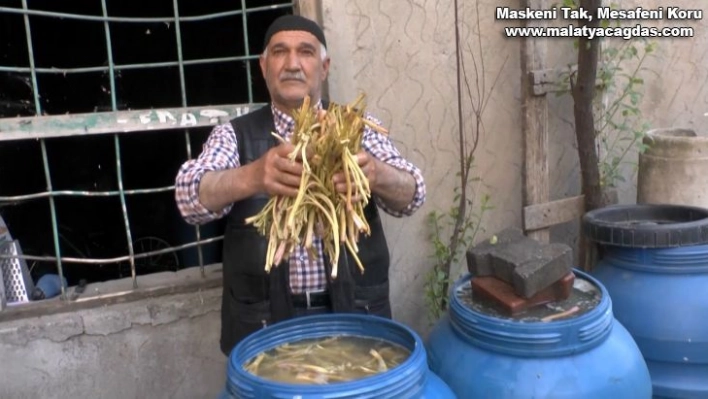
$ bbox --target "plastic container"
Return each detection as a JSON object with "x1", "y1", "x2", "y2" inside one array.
[
  {"x1": 218, "y1": 313, "x2": 456, "y2": 399},
  {"x1": 426, "y1": 270, "x2": 652, "y2": 398},
  {"x1": 584, "y1": 204, "x2": 708, "y2": 398}
]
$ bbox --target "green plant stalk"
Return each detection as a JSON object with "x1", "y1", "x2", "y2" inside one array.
[
  {"x1": 422, "y1": 0, "x2": 505, "y2": 322},
  {"x1": 596, "y1": 48, "x2": 650, "y2": 135},
  {"x1": 597, "y1": 45, "x2": 653, "y2": 187}
]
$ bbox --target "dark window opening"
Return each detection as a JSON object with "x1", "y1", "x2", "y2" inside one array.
[{"x1": 0, "y1": 0, "x2": 292, "y2": 288}]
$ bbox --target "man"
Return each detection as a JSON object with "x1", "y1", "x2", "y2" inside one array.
[{"x1": 175, "y1": 15, "x2": 426, "y2": 356}]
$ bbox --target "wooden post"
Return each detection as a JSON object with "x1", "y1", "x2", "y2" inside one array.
[
  {"x1": 294, "y1": 0, "x2": 323, "y2": 25},
  {"x1": 293, "y1": 0, "x2": 329, "y2": 100},
  {"x1": 521, "y1": 0, "x2": 550, "y2": 243}
]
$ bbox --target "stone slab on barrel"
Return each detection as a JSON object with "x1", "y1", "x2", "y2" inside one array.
[{"x1": 466, "y1": 227, "x2": 573, "y2": 298}]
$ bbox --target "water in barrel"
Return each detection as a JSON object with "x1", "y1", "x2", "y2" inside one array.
[{"x1": 243, "y1": 335, "x2": 411, "y2": 385}]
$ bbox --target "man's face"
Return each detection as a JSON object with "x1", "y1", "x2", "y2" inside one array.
[{"x1": 259, "y1": 30, "x2": 330, "y2": 111}]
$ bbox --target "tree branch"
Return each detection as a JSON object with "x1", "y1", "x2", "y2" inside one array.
[{"x1": 572, "y1": 0, "x2": 605, "y2": 212}]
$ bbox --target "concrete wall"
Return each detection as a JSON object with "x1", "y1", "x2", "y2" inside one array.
[
  {"x1": 636, "y1": 0, "x2": 707, "y2": 129},
  {"x1": 539, "y1": 0, "x2": 708, "y2": 245},
  {"x1": 619, "y1": 0, "x2": 708, "y2": 202},
  {"x1": 324, "y1": 0, "x2": 708, "y2": 333},
  {"x1": 323, "y1": 0, "x2": 525, "y2": 334},
  {"x1": 0, "y1": 266, "x2": 226, "y2": 399}
]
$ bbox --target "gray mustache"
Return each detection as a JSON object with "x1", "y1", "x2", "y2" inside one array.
[{"x1": 280, "y1": 72, "x2": 305, "y2": 82}]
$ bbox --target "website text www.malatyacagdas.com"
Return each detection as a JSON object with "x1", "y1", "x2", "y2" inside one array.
[{"x1": 504, "y1": 24, "x2": 694, "y2": 40}]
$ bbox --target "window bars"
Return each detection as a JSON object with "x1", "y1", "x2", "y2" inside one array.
[{"x1": 0, "y1": 0, "x2": 293, "y2": 300}]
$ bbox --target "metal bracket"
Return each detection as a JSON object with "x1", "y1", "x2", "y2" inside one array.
[
  {"x1": 531, "y1": 65, "x2": 576, "y2": 96},
  {"x1": 531, "y1": 64, "x2": 606, "y2": 96}
]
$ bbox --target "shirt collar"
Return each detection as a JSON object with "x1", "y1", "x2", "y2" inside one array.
[
  {"x1": 270, "y1": 99, "x2": 324, "y2": 138},
  {"x1": 271, "y1": 104, "x2": 294, "y2": 137}
]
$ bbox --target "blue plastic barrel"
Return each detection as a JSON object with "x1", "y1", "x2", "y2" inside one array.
[
  {"x1": 426, "y1": 270, "x2": 652, "y2": 398},
  {"x1": 219, "y1": 313, "x2": 456, "y2": 399},
  {"x1": 584, "y1": 204, "x2": 708, "y2": 398}
]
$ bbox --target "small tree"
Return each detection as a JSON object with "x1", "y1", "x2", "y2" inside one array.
[
  {"x1": 424, "y1": 0, "x2": 500, "y2": 321},
  {"x1": 571, "y1": 0, "x2": 605, "y2": 213},
  {"x1": 567, "y1": 0, "x2": 656, "y2": 268}
]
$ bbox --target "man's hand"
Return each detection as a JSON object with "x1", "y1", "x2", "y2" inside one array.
[
  {"x1": 197, "y1": 142, "x2": 308, "y2": 213},
  {"x1": 333, "y1": 150, "x2": 377, "y2": 202},
  {"x1": 258, "y1": 143, "x2": 304, "y2": 197},
  {"x1": 333, "y1": 149, "x2": 417, "y2": 213}
]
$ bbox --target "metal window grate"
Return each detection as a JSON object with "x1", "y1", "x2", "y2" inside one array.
[{"x1": 0, "y1": 0, "x2": 294, "y2": 300}]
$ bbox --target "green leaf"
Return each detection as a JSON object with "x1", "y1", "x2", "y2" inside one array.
[{"x1": 437, "y1": 270, "x2": 447, "y2": 281}]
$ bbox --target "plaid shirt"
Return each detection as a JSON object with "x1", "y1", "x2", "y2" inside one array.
[{"x1": 175, "y1": 104, "x2": 426, "y2": 293}]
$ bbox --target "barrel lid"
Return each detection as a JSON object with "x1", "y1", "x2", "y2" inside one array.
[
  {"x1": 449, "y1": 270, "x2": 613, "y2": 357},
  {"x1": 457, "y1": 274, "x2": 601, "y2": 322},
  {"x1": 583, "y1": 204, "x2": 708, "y2": 248}
]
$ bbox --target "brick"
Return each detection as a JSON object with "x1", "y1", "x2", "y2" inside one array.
[{"x1": 472, "y1": 272, "x2": 575, "y2": 316}]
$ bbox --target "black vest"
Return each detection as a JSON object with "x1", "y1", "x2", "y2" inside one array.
[{"x1": 219, "y1": 104, "x2": 391, "y2": 355}]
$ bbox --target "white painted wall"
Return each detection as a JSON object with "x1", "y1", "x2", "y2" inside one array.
[{"x1": 323, "y1": 0, "x2": 708, "y2": 333}]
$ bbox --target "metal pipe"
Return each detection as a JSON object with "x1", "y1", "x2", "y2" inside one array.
[
  {"x1": 0, "y1": 55, "x2": 258, "y2": 74},
  {"x1": 21, "y1": 0, "x2": 69, "y2": 300},
  {"x1": 0, "y1": 186, "x2": 175, "y2": 203},
  {"x1": 0, "y1": 237, "x2": 224, "y2": 264},
  {"x1": 241, "y1": 0, "x2": 254, "y2": 104},
  {"x1": 100, "y1": 0, "x2": 137, "y2": 288},
  {"x1": 172, "y1": 0, "x2": 206, "y2": 277},
  {"x1": 0, "y1": 4, "x2": 290, "y2": 23}
]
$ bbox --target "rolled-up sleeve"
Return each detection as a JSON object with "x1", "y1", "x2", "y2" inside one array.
[
  {"x1": 361, "y1": 114, "x2": 426, "y2": 217},
  {"x1": 174, "y1": 123, "x2": 240, "y2": 225}
]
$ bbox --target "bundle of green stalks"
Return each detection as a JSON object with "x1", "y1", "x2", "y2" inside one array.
[{"x1": 245, "y1": 94, "x2": 387, "y2": 278}]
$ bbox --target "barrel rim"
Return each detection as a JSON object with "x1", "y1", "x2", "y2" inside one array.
[
  {"x1": 448, "y1": 269, "x2": 614, "y2": 357},
  {"x1": 225, "y1": 313, "x2": 429, "y2": 398},
  {"x1": 583, "y1": 204, "x2": 708, "y2": 248},
  {"x1": 645, "y1": 127, "x2": 703, "y2": 142}
]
